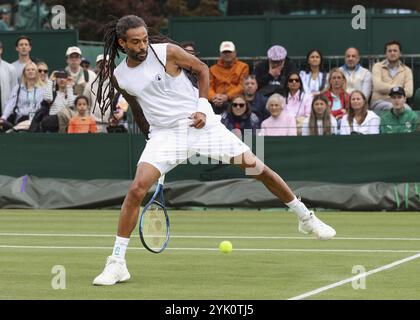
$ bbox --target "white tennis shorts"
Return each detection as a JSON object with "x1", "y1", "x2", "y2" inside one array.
[{"x1": 138, "y1": 119, "x2": 250, "y2": 175}]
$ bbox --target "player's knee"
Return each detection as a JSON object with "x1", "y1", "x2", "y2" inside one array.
[{"x1": 128, "y1": 181, "x2": 149, "y2": 202}]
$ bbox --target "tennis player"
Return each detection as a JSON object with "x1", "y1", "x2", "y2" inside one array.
[{"x1": 92, "y1": 15, "x2": 336, "y2": 286}]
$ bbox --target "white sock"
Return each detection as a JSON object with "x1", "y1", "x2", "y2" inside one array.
[
  {"x1": 285, "y1": 197, "x2": 311, "y2": 220},
  {"x1": 112, "y1": 236, "x2": 130, "y2": 260}
]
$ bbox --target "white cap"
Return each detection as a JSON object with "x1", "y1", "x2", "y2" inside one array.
[
  {"x1": 219, "y1": 41, "x2": 235, "y2": 53},
  {"x1": 66, "y1": 46, "x2": 82, "y2": 56},
  {"x1": 96, "y1": 54, "x2": 110, "y2": 63}
]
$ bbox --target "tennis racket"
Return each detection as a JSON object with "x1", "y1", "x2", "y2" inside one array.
[{"x1": 139, "y1": 175, "x2": 170, "y2": 253}]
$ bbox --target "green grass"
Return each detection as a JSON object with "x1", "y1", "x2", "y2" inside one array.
[{"x1": 0, "y1": 209, "x2": 420, "y2": 300}]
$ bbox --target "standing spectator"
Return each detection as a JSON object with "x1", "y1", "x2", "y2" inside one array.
[
  {"x1": 339, "y1": 47, "x2": 372, "y2": 99},
  {"x1": 0, "y1": 8, "x2": 11, "y2": 31},
  {"x1": 299, "y1": 49, "x2": 328, "y2": 95},
  {"x1": 64, "y1": 46, "x2": 96, "y2": 96},
  {"x1": 302, "y1": 94, "x2": 337, "y2": 136},
  {"x1": 254, "y1": 44, "x2": 297, "y2": 97},
  {"x1": 371, "y1": 40, "x2": 413, "y2": 112},
  {"x1": 243, "y1": 74, "x2": 269, "y2": 123},
  {"x1": 340, "y1": 90, "x2": 380, "y2": 135},
  {"x1": 68, "y1": 95, "x2": 98, "y2": 134},
  {"x1": 0, "y1": 61, "x2": 44, "y2": 125},
  {"x1": 284, "y1": 72, "x2": 313, "y2": 135},
  {"x1": 0, "y1": 40, "x2": 18, "y2": 116},
  {"x1": 84, "y1": 54, "x2": 111, "y2": 133},
  {"x1": 12, "y1": 35, "x2": 33, "y2": 83},
  {"x1": 209, "y1": 41, "x2": 249, "y2": 114},
  {"x1": 380, "y1": 86, "x2": 418, "y2": 134},
  {"x1": 221, "y1": 94, "x2": 259, "y2": 138},
  {"x1": 36, "y1": 61, "x2": 49, "y2": 88},
  {"x1": 259, "y1": 93, "x2": 296, "y2": 136},
  {"x1": 81, "y1": 57, "x2": 91, "y2": 72},
  {"x1": 323, "y1": 68, "x2": 349, "y2": 122}
]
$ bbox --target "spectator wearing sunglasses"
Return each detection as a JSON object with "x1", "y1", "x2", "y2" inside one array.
[
  {"x1": 259, "y1": 93, "x2": 297, "y2": 136},
  {"x1": 36, "y1": 61, "x2": 49, "y2": 88},
  {"x1": 221, "y1": 94, "x2": 260, "y2": 138},
  {"x1": 284, "y1": 72, "x2": 313, "y2": 135}
]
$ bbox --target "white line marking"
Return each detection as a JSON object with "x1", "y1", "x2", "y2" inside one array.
[
  {"x1": 288, "y1": 252, "x2": 420, "y2": 300},
  {"x1": 0, "y1": 245, "x2": 418, "y2": 253},
  {"x1": 1, "y1": 233, "x2": 420, "y2": 241}
]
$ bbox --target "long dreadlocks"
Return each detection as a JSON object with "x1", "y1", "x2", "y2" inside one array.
[{"x1": 93, "y1": 15, "x2": 191, "y2": 137}]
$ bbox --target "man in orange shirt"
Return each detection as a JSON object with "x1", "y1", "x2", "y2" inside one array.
[{"x1": 209, "y1": 41, "x2": 249, "y2": 114}]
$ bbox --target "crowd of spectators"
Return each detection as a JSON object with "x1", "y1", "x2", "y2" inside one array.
[
  {"x1": 0, "y1": 36, "x2": 127, "y2": 134},
  {"x1": 207, "y1": 39, "x2": 419, "y2": 136},
  {"x1": 0, "y1": 35, "x2": 419, "y2": 136}
]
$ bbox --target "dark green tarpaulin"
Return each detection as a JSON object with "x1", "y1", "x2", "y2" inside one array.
[{"x1": 1, "y1": 175, "x2": 419, "y2": 211}]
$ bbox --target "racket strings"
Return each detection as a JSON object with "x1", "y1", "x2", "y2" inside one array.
[{"x1": 143, "y1": 203, "x2": 168, "y2": 249}]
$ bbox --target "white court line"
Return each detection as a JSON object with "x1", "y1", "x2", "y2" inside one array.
[
  {"x1": 0, "y1": 245, "x2": 418, "y2": 253},
  {"x1": 288, "y1": 252, "x2": 420, "y2": 300},
  {"x1": 1, "y1": 233, "x2": 420, "y2": 241}
]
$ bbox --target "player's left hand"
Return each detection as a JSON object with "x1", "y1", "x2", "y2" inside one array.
[{"x1": 189, "y1": 112, "x2": 206, "y2": 129}]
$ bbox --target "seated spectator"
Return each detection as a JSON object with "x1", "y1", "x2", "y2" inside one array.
[
  {"x1": 221, "y1": 94, "x2": 259, "y2": 138},
  {"x1": 12, "y1": 35, "x2": 33, "y2": 83},
  {"x1": 180, "y1": 42, "x2": 199, "y2": 88},
  {"x1": 84, "y1": 54, "x2": 111, "y2": 133},
  {"x1": 209, "y1": 41, "x2": 249, "y2": 114},
  {"x1": 299, "y1": 49, "x2": 328, "y2": 95},
  {"x1": 340, "y1": 90, "x2": 380, "y2": 135},
  {"x1": 284, "y1": 72, "x2": 313, "y2": 135},
  {"x1": 339, "y1": 47, "x2": 372, "y2": 99},
  {"x1": 302, "y1": 94, "x2": 337, "y2": 136},
  {"x1": 380, "y1": 86, "x2": 418, "y2": 134},
  {"x1": 243, "y1": 74, "x2": 269, "y2": 123},
  {"x1": 68, "y1": 95, "x2": 98, "y2": 134},
  {"x1": 0, "y1": 61, "x2": 44, "y2": 126},
  {"x1": 36, "y1": 61, "x2": 49, "y2": 88},
  {"x1": 0, "y1": 40, "x2": 18, "y2": 116},
  {"x1": 181, "y1": 41, "x2": 199, "y2": 56},
  {"x1": 259, "y1": 93, "x2": 296, "y2": 136},
  {"x1": 323, "y1": 68, "x2": 349, "y2": 122},
  {"x1": 371, "y1": 40, "x2": 413, "y2": 112},
  {"x1": 39, "y1": 70, "x2": 75, "y2": 132},
  {"x1": 107, "y1": 94, "x2": 128, "y2": 134},
  {"x1": 255, "y1": 44, "x2": 297, "y2": 97},
  {"x1": 65, "y1": 46, "x2": 96, "y2": 96}
]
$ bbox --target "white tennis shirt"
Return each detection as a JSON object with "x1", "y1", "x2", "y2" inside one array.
[{"x1": 114, "y1": 43, "x2": 208, "y2": 132}]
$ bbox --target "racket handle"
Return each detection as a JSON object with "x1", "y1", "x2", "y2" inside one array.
[{"x1": 158, "y1": 174, "x2": 165, "y2": 185}]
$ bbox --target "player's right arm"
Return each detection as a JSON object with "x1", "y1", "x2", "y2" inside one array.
[{"x1": 111, "y1": 76, "x2": 150, "y2": 138}]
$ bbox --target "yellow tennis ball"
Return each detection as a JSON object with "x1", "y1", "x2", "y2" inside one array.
[{"x1": 219, "y1": 240, "x2": 233, "y2": 254}]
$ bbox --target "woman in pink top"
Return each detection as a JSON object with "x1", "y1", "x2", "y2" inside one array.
[{"x1": 259, "y1": 93, "x2": 297, "y2": 136}]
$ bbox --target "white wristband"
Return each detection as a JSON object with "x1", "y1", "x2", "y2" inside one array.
[{"x1": 196, "y1": 97, "x2": 213, "y2": 118}]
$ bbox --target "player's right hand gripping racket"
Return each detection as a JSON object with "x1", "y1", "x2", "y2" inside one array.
[{"x1": 139, "y1": 175, "x2": 170, "y2": 253}]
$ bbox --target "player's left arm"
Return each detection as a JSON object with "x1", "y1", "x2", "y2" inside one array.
[{"x1": 167, "y1": 44, "x2": 213, "y2": 129}]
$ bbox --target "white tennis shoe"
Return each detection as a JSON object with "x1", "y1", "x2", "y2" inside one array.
[
  {"x1": 298, "y1": 211, "x2": 336, "y2": 240},
  {"x1": 93, "y1": 256, "x2": 131, "y2": 286}
]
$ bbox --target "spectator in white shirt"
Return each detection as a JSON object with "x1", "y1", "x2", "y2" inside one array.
[
  {"x1": 339, "y1": 47, "x2": 372, "y2": 99},
  {"x1": 0, "y1": 40, "x2": 18, "y2": 116},
  {"x1": 299, "y1": 49, "x2": 328, "y2": 96},
  {"x1": 340, "y1": 90, "x2": 380, "y2": 135}
]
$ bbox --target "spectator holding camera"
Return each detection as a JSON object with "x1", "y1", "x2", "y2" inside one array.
[
  {"x1": 380, "y1": 86, "x2": 418, "y2": 134},
  {"x1": 0, "y1": 61, "x2": 44, "y2": 126},
  {"x1": 68, "y1": 95, "x2": 98, "y2": 134},
  {"x1": 340, "y1": 90, "x2": 380, "y2": 135}
]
